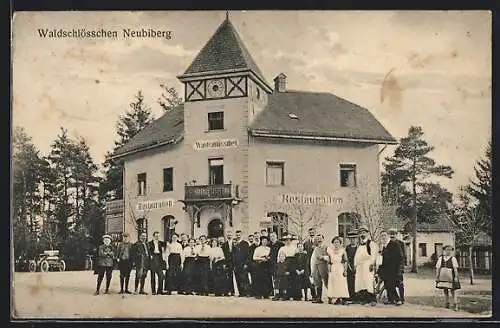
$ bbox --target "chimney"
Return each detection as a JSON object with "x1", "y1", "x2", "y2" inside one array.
[{"x1": 273, "y1": 73, "x2": 287, "y2": 92}]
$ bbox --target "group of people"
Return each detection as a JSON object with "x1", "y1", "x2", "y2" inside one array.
[{"x1": 94, "y1": 226, "x2": 408, "y2": 307}]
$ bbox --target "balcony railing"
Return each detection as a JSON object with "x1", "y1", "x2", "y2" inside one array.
[{"x1": 185, "y1": 183, "x2": 237, "y2": 201}]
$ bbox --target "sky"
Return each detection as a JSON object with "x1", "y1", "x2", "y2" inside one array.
[{"x1": 12, "y1": 11, "x2": 491, "y2": 196}]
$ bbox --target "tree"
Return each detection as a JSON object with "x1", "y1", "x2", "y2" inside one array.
[
  {"x1": 448, "y1": 189, "x2": 489, "y2": 285},
  {"x1": 158, "y1": 84, "x2": 183, "y2": 112},
  {"x1": 350, "y1": 178, "x2": 392, "y2": 243},
  {"x1": 264, "y1": 199, "x2": 329, "y2": 241},
  {"x1": 382, "y1": 126, "x2": 454, "y2": 273},
  {"x1": 101, "y1": 91, "x2": 154, "y2": 201},
  {"x1": 12, "y1": 127, "x2": 47, "y2": 258},
  {"x1": 466, "y1": 141, "x2": 492, "y2": 237}
]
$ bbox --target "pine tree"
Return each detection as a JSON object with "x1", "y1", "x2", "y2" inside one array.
[
  {"x1": 158, "y1": 84, "x2": 183, "y2": 112},
  {"x1": 101, "y1": 91, "x2": 154, "y2": 201},
  {"x1": 12, "y1": 127, "x2": 46, "y2": 258},
  {"x1": 381, "y1": 126, "x2": 454, "y2": 273},
  {"x1": 466, "y1": 141, "x2": 492, "y2": 236}
]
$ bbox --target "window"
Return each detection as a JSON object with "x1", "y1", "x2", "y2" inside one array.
[
  {"x1": 418, "y1": 243, "x2": 427, "y2": 257},
  {"x1": 163, "y1": 167, "x2": 173, "y2": 192},
  {"x1": 337, "y1": 212, "x2": 359, "y2": 239},
  {"x1": 434, "y1": 243, "x2": 443, "y2": 257},
  {"x1": 266, "y1": 161, "x2": 285, "y2": 186},
  {"x1": 340, "y1": 164, "x2": 357, "y2": 187},
  {"x1": 209, "y1": 158, "x2": 224, "y2": 185},
  {"x1": 208, "y1": 111, "x2": 224, "y2": 130},
  {"x1": 137, "y1": 173, "x2": 147, "y2": 196},
  {"x1": 268, "y1": 212, "x2": 288, "y2": 240}
]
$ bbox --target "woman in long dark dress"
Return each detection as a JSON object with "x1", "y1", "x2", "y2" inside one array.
[
  {"x1": 252, "y1": 236, "x2": 273, "y2": 299},
  {"x1": 181, "y1": 238, "x2": 197, "y2": 295},
  {"x1": 165, "y1": 233, "x2": 183, "y2": 294},
  {"x1": 209, "y1": 238, "x2": 226, "y2": 296}
]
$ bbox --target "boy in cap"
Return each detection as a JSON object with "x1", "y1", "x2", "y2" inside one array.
[
  {"x1": 116, "y1": 232, "x2": 133, "y2": 294},
  {"x1": 95, "y1": 234, "x2": 115, "y2": 295}
]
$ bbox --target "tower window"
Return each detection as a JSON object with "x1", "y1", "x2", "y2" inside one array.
[
  {"x1": 208, "y1": 111, "x2": 224, "y2": 130},
  {"x1": 209, "y1": 158, "x2": 224, "y2": 185}
]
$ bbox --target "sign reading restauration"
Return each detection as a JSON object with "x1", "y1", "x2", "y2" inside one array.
[
  {"x1": 136, "y1": 199, "x2": 176, "y2": 211},
  {"x1": 193, "y1": 138, "x2": 239, "y2": 150},
  {"x1": 280, "y1": 194, "x2": 343, "y2": 206}
]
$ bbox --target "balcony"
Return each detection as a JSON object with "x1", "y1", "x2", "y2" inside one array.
[{"x1": 184, "y1": 183, "x2": 239, "y2": 202}]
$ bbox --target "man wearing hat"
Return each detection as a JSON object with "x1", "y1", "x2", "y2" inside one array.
[
  {"x1": 116, "y1": 232, "x2": 133, "y2": 294},
  {"x1": 95, "y1": 234, "x2": 115, "y2": 295},
  {"x1": 381, "y1": 228, "x2": 405, "y2": 305},
  {"x1": 310, "y1": 234, "x2": 330, "y2": 303},
  {"x1": 353, "y1": 226, "x2": 378, "y2": 305},
  {"x1": 345, "y1": 230, "x2": 359, "y2": 302}
]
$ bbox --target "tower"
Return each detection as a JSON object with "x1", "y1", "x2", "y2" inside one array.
[{"x1": 177, "y1": 15, "x2": 272, "y2": 235}]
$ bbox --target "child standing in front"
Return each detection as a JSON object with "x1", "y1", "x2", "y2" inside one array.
[
  {"x1": 294, "y1": 242, "x2": 311, "y2": 301},
  {"x1": 435, "y1": 245, "x2": 461, "y2": 311}
]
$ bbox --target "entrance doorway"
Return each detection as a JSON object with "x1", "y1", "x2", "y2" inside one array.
[{"x1": 207, "y1": 218, "x2": 224, "y2": 238}]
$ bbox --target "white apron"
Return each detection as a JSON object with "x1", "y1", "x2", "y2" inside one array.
[
  {"x1": 354, "y1": 241, "x2": 377, "y2": 293},
  {"x1": 327, "y1": 248, "x2": 349, "y2": 298}
]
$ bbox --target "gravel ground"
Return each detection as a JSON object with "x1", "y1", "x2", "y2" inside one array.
[{"x1": 11, "y1": 271, "x2": 490, "y2": 319}]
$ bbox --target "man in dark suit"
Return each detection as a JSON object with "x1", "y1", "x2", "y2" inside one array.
[
  {"x1": 381, "y1": 228, "x2": 404, "y2": 305},
  {"x1": 311, "y1": 234, "x2": 329, "y2": 303},
  {"x1": 232, "y1": 230, "x2": 250, "y2": 297},
  {"x1": 221, "y1": 231, "x2": 235, "y2": 296},
  {"x1": 393, "y1": 230, "x2": 406, "y2": 304},
  {"x1": 345, "y1": 230, "x2": 359, "y2": 302},
  {"x1": 303, "y1": 227, "x2": 317, "y2": 300},
  {"x1": 147, "y1": 231, "x2": 166, "y2": 295},
  {"x1": 132, "y1": 231, "x2": 150, "y2": 295},
  {"x1": 269, "y1": 231, "x2": 284, "y2": 298},
  {"x1": 247, "y1": 234, "x2": 258, "y2": 296}
]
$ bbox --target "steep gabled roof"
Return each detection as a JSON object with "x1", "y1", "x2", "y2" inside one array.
[
  {"x1": 112, "y1": 104, "x2": 184, "y2": 158},
  {"x1": 250, "y1": 90, "x2": 397, "y2": 143},
  {"x1": 180, "y1": 17, "x2": 269, "y2": 87}
]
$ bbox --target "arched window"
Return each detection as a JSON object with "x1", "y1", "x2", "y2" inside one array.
[
  {"x1": 267, "y1": 212, "x2": 289, "y2": 239},
  {"x1": 337, "y1": 212, "x2": 360, "y2": 239}
]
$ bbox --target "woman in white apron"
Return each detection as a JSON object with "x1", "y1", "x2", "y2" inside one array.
[{"x1": 327, "y1": 236, "x2": 349, "y2": 305}]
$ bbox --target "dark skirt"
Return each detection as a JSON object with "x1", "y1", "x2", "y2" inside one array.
[
  {"x1": 275, "y1": 262, "x2": 287, "y2": 290},
  {"x1": 195, "y1": 257, "x2": 210, "y2": 294},
  {"x1": 253, "y1": 260, "x2": 273, "y2": 297},
  {"x1": 211, "y1": 260, "x2": 227, "y2": 295},
  {"x1": 182, "y1": 257, "x2": 196, "y2": 293},
  {"x1": 166, "y1": 253, "x2": 182, "y2": 291}
]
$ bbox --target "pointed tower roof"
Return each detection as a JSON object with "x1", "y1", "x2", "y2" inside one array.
[{"x1": 179, "y1": 16, "x2": 271, "y2": 90}]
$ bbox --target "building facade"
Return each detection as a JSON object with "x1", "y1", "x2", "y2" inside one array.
[{"x1": 108, "y1": 16, "x2": 396, "y2": 243}]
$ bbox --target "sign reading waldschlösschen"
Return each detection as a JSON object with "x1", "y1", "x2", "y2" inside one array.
[
  {"x1": 136, "y1": 199, "x2": 176, "y2": 211},
  {"x1": 193, "y1": 138, "x2": 239, "y2": 150}
]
